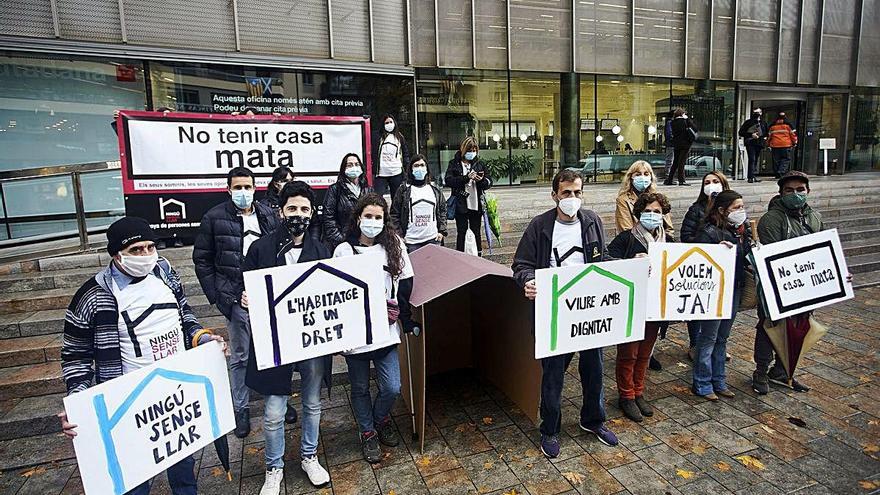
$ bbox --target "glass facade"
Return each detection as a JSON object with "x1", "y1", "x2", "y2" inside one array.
[{"x1": 847, "y1": 89, "x2": 880, "y2": 172}]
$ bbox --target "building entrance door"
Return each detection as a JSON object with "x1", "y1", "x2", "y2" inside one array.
[{"x1": 751, "y1": 99, "x2": 804, "y2": 176}]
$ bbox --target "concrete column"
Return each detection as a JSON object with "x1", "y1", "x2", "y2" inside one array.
[{"x1": 560, "y1": 72, "x2": 581, "y2": 169}]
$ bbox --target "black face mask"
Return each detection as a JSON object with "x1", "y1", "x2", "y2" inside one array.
[{"x1": 284, "y1": 215, "x2": 310, "y2": 237}]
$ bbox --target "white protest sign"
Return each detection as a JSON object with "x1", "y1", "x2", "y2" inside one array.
[
  {"x1": 752, "y1": 229, "x2": 853, "y2": 320},
  {"x1": 63, "y1": 341, "x2": 234, "y2": 495},
  {"x1": 244, "y1": 253, "x2": 390, "y2": 370},
  {"x1": 646, "y1": 243, "x2": 737, "y2": 321},
  {"x1": 534, "y1": 258, "x2": 649, "y2": 359},
  {"x1": 122, "y1": 114, "x2": 367, "y2": 192}
]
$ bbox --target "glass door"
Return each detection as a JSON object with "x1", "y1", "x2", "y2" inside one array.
[{"x1": 802, "y1": 93, "x2": 845, "y2": 175}]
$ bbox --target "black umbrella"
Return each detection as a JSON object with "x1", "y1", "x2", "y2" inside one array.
[{"x1": 213, "y1": 435, "x2": 232, "y2": 481}]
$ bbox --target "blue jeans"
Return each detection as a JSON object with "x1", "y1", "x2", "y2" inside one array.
[
  {"x1": 125, "y1": 456, "x2": 196, "y2": 495},
  {"x1": 692, "y1": 311, "x2": 737, "y2": 395},
  {"x1": 263, "y1": 357, "x2": 325, "y2": 467},
  {"x1": 539, "y1": 348, "x2": 606, "y2": 436},
  {"x1": 345, "y1": 348, "x2": 401, "y2": 434},
  {"x1": 687, "y1": 320, "x2": 702, "y2": 349},
  {"x1": 227, "y1": 304, "x2": 251, "y2": 412}
]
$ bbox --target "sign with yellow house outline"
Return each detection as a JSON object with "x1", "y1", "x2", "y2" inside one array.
[
  {"x1": 534, "y1": 258, "x2": 649, "y2": 358},
  {"x1": 646, "y1": 243, "x2": 737, "y2": 321}
]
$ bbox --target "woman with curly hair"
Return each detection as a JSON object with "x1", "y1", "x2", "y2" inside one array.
[
  {"x1": 607, "y1": 192, "x2": 674, "y2": 422},
  {"x1": 333, "y1": 193, "x2": 416, "y2": 464},
  {"x1": 614, "y1": 160, "x2": 674, "y2": 238}
]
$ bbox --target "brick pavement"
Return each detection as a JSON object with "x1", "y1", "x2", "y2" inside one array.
[{"x1": 4, "y1": 287, "x2": 880, "y2": 495}]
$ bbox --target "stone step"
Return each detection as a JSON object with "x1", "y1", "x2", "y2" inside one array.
[
  {"x1": 0, "y1": 335, "x2": 62, "y2": 369},
  {"x1": 0, "y1": 432, "x2": 75, "y2": 471},
  {"x1": 853, "y1": 270, "x2": 880, "y2": 289},
  {"x1": 0, "y1": 394, "x2": 64, "y2": 441},
  {"x1": 0, "y1": 264, "x2": 198, "y2": 293},
  {"x1": 847, "y1": 252, "x2": 880, "y2": 275},
  {"x1": 0, "y1": 361, "x2": 65, "y2": 401}
]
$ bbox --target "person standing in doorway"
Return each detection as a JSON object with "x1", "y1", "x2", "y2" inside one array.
[
  {"x1": 767, "y1": 114, "x2": 798, "y2": 179},
  {"x1": 192, "y1": 167, "x2": 285, "y2": 439},
  {"x1": 663, "y1": 111, "x2": 675, "y2": 180},
  {"x1": 373, "y1": 114, "x2": 410, "y2": 199},
  {"x1": 512, "y1": 169, "x2": 618, "y2": 458},
  {"x1": 445, "y1": 137, "x2": 492, "y2": 255},
  {"x1": 391, "y1": 154, "x2": 448, "y2": 252},
  {"x1": 739, "y1": 108, "x2": 768, "y2": 183},
  {"x1": 666, "y1": 108, "x2": 697, "y2": 186}
]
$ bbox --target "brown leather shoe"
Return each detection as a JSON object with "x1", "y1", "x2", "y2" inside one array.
[
  {"x1": 716, "y1": 389, "x2": 736, "y2": 398},
  {"x1": 695, "y1": 392, "x2": 719, "y2": 401}
]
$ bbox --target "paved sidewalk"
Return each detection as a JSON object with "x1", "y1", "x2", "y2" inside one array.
[{"x1": 4, "y1": 287, "x2": 880, "y2": 495}]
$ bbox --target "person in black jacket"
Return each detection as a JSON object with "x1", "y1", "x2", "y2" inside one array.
[
  {"x1": 738, "y1": 108, "x2": 768, "y2": 183},
  {"x1": 259, "y1": 166, "x2": 294, "y2": 212},
  {"x1": 391, "y1": 154, "x2": 448, "y2": 252},
  {"x1": 192, "y1": 167, "x2": 281, "y2": 438},
  {"x1": 241, "y1": 181, "x2": 332, "y2": 492},
  {"x1": 445, "y1": 136, "x2": 492, "y2": 255},
  {"x1": 608, "y1": 192, "x2": 673, "y2": 422},
  {"x1": 323, "y1": 153, "x2": 372, "y2": 249},
  {"x1": 692, "y1": 190, "x2": 752, "y2": 401},
  {"x1": 680, "y1": 170, "x2": 730, "y2": 360},
  {"x1": 665, "y1": 108, "x2": 697, "y2": 186},
  {"x1": 512, "y1": 169, "x2": 618, "y2": 459},
  {"x1": 373, "y1": 114, "x2": 410, "y2": 198}
]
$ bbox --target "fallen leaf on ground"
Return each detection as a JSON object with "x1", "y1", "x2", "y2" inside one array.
[
  {"x1": 691, "y1": 445, "x2": 708, "y2": 455},
  {"x1": 735, "y1": 455, "x2": 766, "y2": 470},
  {"x1": 388, "y1": 490, "x2": 397, "y2": 495},
  {"x1": 483, "y1": 460, "x2": 494, "y2": 470},
  {"x1": 416, "y1": 456, "x2": 431, "y2": 467},
  {"x1": 761, "y1": 425, "x2": 776, "y2": 434},
  {"x1": 610, "y1": 418, "x2": 625, "y2": 426},
  {"x1": 672, "y1": 385, "x2": 691, "y2": 394},
  {"x1": 859, "y1": 375, "x2": 872, "y2": 383},
  {"x1": 714, "y1": 461, "x2": 731, "y2": 472},
  {"x1": 482, "y1": 417, "x2": 494, "y2": 426},
  {"x1": 787, "y1": 417, "x2": 808, "y2": 428},
  {"x1": 642, "y1": 435, "x2": 655, "y2": 444},
  {"x1": 245, "y1": 446, "x2": 261, "y2": 455},
  {"x1": 675, "y1": 468, "x2": 695, "y2": 479},
  {"x1": 562, "y1": 471, "x2": 585, "y2": 484},
  {"x1": 210, "y1": 467, "x2": 225, "y2": 477},
  {"x1": 20, "y1": 467, "x2": 46, "y2": 478},
  {"x1": 524, "y1": 448, "x2": 541, "y2": 458},
  {"x1": 859, "y1": 480, "x2": 880, "y2": 490},
  {"x1": 863, "y1": 444, "x2": 879, "y2": 454},
  {"x1": 502, "y1": 490, "x2": 519, "y2": 495}
]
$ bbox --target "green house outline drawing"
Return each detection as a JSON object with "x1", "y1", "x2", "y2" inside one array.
[{"x1": 549, "y1": 265, "x2": 636, "y2": 352}]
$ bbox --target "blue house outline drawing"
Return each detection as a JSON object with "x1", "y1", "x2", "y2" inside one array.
[
  {"x1": 93, "y1": 369, "x2": 221, "y2": 495},
  {"x1": 264, "y1": 262, "x2": 373, "y2": 366}
]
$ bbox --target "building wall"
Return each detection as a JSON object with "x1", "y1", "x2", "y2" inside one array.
[{"x1": 0, "y1": 0, "x2": 875, "y2": 88}]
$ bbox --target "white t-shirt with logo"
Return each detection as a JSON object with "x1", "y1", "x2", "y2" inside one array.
[
  {"x1": 332, "y1": 236, "x2": 414, "y2": 354},
  {"x1": 405, "y1": 184, "x2": 438, "y2": 244},
  {"x1": 241, "y1": 211, "x2": 261, "y2": 256},
  {"x1": 379, "y1": 134, "x2": 403, "y2": 177},
  {"x1": 284, "y1": 245, "x2": 303, "y2": 266},
  {"x1": 462, "y1": 162, "x2": 479, "y2": 211},
  {"x1": 550, "y1": 220, "x2": 585, "y2": 267},
  {"x1": 112, "y1": 273, "x2": 185, "y2": 373}
]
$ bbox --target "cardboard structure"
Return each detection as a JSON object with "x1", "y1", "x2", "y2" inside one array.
[{"x1": 400, "y1": 245, "x2": 541, "y2": 453}]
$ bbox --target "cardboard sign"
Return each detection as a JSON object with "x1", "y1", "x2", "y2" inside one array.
[
  {"x1": 752, "y1": 229, "x2": 853, "y2": 320},
  {"x1": 244, "y1": 253, "x2": 390, "y2": 370},
  {"x1": 63, "y1": 342, "x2": 234, "y2": 495},
  {"x1": 534, "y1": 258, "x2": 649, "y2": 358},
  {"x1": 647, "y1": 243, "x2": 737, "y2": 321}
]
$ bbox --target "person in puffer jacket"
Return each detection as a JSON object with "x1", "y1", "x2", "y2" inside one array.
[{"x1": 322, "y1": 153, "x2": 373, "y2": 250}]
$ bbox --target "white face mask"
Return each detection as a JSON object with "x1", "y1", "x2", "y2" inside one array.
[
  {"x1": 727, "y1": 209, "x2": 747, "y2": 227},
  {"x1": 557, "y1": 197, "x2": 582, "y2": 218},
  {"x1": 384, "y1": 122, "x2": 395, "y2": 133},
  {"x1": 360, "y1": 218, "x2": 384, "y2": 238},
  {"x1": 118, "y1": 251, "x2": 158, "y2": 278},
  {"x1": 703, "y1": 183, "x2": 723, "y2": 198}
]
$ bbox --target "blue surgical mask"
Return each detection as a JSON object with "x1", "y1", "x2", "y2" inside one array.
[
  {"x1": 464, "y1": 151, "x2": 477, "y2": 161},
  {"x1": 360, "y1": 218, "x2": 384, "y2": 239},
  {"x1": 412, "y1": 167, "x2": 428, "y2": 181},
  {"x1": 632, "y1": 175, "x2": 652, "y2": 192},
  {"x1": 639, "y1": 212, "x2": 663, "y2": 231},
  {"x1": 345, "y1": 166, "x2": 362, "y2": 179},
  {"x1": 231, "y1": 189, "x2": 254, "y2": 209}
]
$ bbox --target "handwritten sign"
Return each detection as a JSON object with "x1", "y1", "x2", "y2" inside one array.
[
  {"x1": 534, "y1": 258, "x2": 649, "y2": 358},
  {"x1": 647, "y1": 243, "x2": 737, "y2": 321},
  {"x1": 63, "y1": 342, "x2": 234, "y2": 495},
  {"x1": 243, "y1": 253, "x2": 390, "y2": 370},
  {"x1": 752, "y1": 229, "x2": 853, "y2": 320}
]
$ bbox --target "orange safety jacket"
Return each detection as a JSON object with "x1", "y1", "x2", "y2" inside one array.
[{"x1": 767, "y1": 122, "x2": 797, "y2": 148}]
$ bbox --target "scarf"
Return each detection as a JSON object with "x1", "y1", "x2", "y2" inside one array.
[
  {"x1": 344, "y1": 180, "x2": 361, "y2": 198},
  {"x1": 632, "y1": 221, "x2": 666, "y2": 251}
]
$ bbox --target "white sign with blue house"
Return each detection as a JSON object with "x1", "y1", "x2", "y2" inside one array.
[
  {"x1": 244, "y1": 253, "x2": 390, "y2": 370},
  {"x1": 63, "y1": 341, "x2": 235, "y2": 495}
]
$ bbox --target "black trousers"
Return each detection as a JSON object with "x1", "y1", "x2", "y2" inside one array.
[
  {"x1": 746, "y1": 145, "x2": 762, "y2": 179},
  {"x1": 539, "y1": 349, "x2": 606, "y2": 436},
  {"x1": 374, "y1": 174, "x2": 404, "y2": 198},
  {"x1": 669, "y1": 147, "x2": 689, "y2": 184},
  {"x1": 455, "y1": 210, "x2": 482, "y2": 255}
]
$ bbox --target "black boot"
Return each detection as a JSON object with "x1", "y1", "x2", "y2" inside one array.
[
  {"x1": 649, "y1": 356, "x2": 662, "y2": 371},
  {"x1": 619, "y1": 399, "x2": 643, "y2": 422},
  {"x1": 634, "y1": 396, "x2": 654, "y2": 417},
  {"x1": 234, "y1": 408, "x2": 251, "y2": 438},
  {"x1": 752, "y1": 370, "x2": 769, "y2": 395},
  {"x1": 285, "y1": 403, "x2": 298, "y2": 424}
]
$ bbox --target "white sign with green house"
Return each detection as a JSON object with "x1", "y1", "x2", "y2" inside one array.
[{"x1": 534, "y1": 258, "x2": 649, "y2": 359}]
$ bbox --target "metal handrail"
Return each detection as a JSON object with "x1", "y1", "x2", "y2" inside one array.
[{"x1": 0, "y1": 160, "x2": 120, "y2": 181}]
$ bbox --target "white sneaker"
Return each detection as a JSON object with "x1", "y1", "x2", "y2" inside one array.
[
  {"x1": 301, "y1": 455, "x2": 330, "y2": 486},
  {"x1": 259, "y1": 467, "x2": 283, "y2": 495}
]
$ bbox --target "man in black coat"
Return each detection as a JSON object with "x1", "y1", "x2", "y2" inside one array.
[
  {"x1": 241, "y1": 181, "x2": 332, "y2": 492},
  {"x1": 512, "y1": 169, "x2": 618, "y2": 460},
  {"x1": 192, "y1": 167, "x2": 280, "y2": 438},
  {"x1": 738, "y1": 108, "x2": 768, "y2": 183}
]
